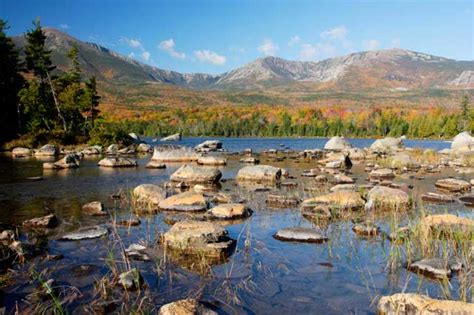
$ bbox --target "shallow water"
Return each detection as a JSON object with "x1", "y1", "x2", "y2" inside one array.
[{"x1": 0, "y1": 138, "x2": 471, "y2": 314}]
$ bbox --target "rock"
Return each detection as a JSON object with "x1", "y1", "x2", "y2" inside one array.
[
  {"x1": 195, "y1": 140, "x2": 222, "y2": 152},
  {"x1": 266, "y1": 194, "x2": 301, "y2": 207},
  {"x1": 81, "y1": 146, "x2": 101, "y2": 155},
  {"x1": 323, "y1": 136, "x2": 352, "y2": 151},
  {"x1": 146, "y1": 160, "x2": 166, "y2": 169},
  {"x1": 389, "y1": 153, "x2": 419, "y2": 170},
  {"x1": 151, "y1": 146, "x2": 200, "y2": 162},
  {"x1": 128, "y1": 133, "x2": 140, "y2": 142},
  {"x1": 209, "y1": 192, "x2": 238, "y2": 204},
  {"x1": 162, "y1": 221, "x2": 235, "y2": 257},
  {"x1": 170, "y1": 164, "x2": 222, "y2": 184},
  {"x1": 302, "y1": 168, "x2": 319, "y2": 177},
  {"x1": 347, "y1": 148, "x2": 366, "y2": 160},
  {"x1": 325, "y1": 160, "x2": 342, "y2": 169},
  {"x1": 35, "y1": 144, "x2": 58, "y2": 156},
  {"x1": 240, "y1": 156, "x2": 259, "y2": 164},
  {"x1": 159, "y1": 299, "x2": 217, "y2": 315},
  {"x1": 59, "y1": 226, "x2": 108, "y2": 241},
  {"x1": 160, "y1": 133, "x2": 182, "y2": 142},
  {"x1": 421, "y1": 192, "x2": 455, "y2": 204},
  {"x1": 0, "y1": 230, "x2": 15, "y2": 242},
  {"x1": 365, "y1": 186, "x2": 410, "y2": 211},
  {"x1": 352, "y1": 222, "x2": 380, "y2": 236},
  {"x1": 301, "y1": 204, "x2": 332, "y2": 220},
  {"x1": 23, "y1": 214, "x2": 58, "y2": 228},
  {"x1": 106, "y1": 144, "x2": 119, "y2": 155},
  {"x1": 408, "y1": 258, "x2": 462, "y2": 279},
  {"x1": 370, "y1": 136, "x2": 405, "y2": 153},
  {"x1": 136, "y1": 143, "x2": 152, "y2": 153},
  {"x1": 118, "y1": 268, "x2": 142, "y2": 290},
  {"x1": 236, "y1": 165, "x2": 281, "y2": 182},
  {"x1": 420, "y1": 214, "x2": 474, "y2": 234},
  {"x1": 377, "y1": 293, "x2": 474, "y2": 315},
  {"x1": 158, "y1": 191, "x2": 208, "y2": 212},
  {"x1": 82, "y1": 201, "x2": 106, "y2": 216},
  {"x1": 451, "y1": 131, "x2": 474, "y2": 153},
  {"x1": 125, "y1": 244, "x2": 150, "y2": 261},
  {"x1": 207, "y1": 203, "x2": 252, "y2": 219},
  {"x1": 118, "y1": 146, "x2": 135, "y2": 155},
  {"x1": 98, "y1": 157, "x2": 137, "y2": 167},
  {"x1": 44, "y1": 153, "x2": 81, "y2": 170},
  {"x1": 12, "y1": 147, "x2": 32, "y2": 157},
  {"x1": 369, "y1": 168, "x2": 395, "y2": 181},
  {"x1": 330, "y1": 184, "x2": 356, "y2": 192},
  {"x1": 302, "y1": 191, "x2": 365, "y2": 212},
  {"x1": 333, "y1": 174, "x2": 355, "y2": 184},
  {"x1": 315, "y1": 175, "x2": 328, "y2": 182},
  {"x1": 435, "y1": 178, "x2": 471, "y2": 193},
  {"x1": 133, "y1": 184, "x2": 167, "y2": 205},
  {"x1": 197, "y1": 156, "x2": 226, "y2": 166},
  {"x1": 273, "y1": 227, "x2": 328, "y2": 243},
  {"x1": 116, "y1": 217, "x2": 141, "y2": 227}
]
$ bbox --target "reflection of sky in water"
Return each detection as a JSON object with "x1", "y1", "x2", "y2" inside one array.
[{"x1": 0, "y1": 137, "x2": 470, "y2": 313}]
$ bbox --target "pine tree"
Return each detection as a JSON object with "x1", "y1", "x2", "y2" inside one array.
[
  {"x1": 460, "y1": 94, "x2": 471, "y2": 131},
  {"x1": 0, "y1": 19, "x2": 24, "y2": 142}
]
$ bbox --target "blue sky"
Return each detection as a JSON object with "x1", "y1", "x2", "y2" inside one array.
[{"x1": 2, "y1": 0, "x2": 473, "y2": 74}]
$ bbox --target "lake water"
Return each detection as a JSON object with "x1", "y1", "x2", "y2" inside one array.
[{"x1": 0, "y1": 137, "x2": 471, "y2": 314}]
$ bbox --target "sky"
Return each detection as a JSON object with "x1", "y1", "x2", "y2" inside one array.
[{"x1": 2, "y1": 0, "x2": 473, "y2": 74}]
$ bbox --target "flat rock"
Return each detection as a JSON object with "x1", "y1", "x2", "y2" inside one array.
[
  {"x1": 98, "y1": 157, "x2": 137, "y2": 167},
  {"x1": 159, "y1": 299, "x2": 217, "y2": 315},
  {"x1": 207, "y1": 203, "x2": 252, "y2": 219},
  {"x1": 421, "y1": 192, "x2": 455, "y2": 204},
  {"x1": 266, "y1": 194, "x2": 301, "y2": 207},
  {"x1": 408, "y1": 257, "x2": 462, "y2": 279},
  {"x1": 420, "y1": 214, "x2": 474, "y2": 234},
  {"x1": 377, "y1": 293, "x2": 474, "y2": 315},
  {"x1": 146, "y1": 160, "x2": 166, "y2": 169},
  {"x1": 158, "y1": 191, "x2": 208, "y2": 212},
  {"x1": 330, "y1": 184, "x2": 356, "y2": 192},
  {"x1": 12, "y1": 147, "x2": 32, "y2": 157},
  {"x1": 369, "y1": 168, "x2": 395, "y2": 181},
  {"x1": 195, "y1": 140, "x2": 222, "y2": 151},
  {"x1": 59, "y1": 226, "x2": 108, "y2": 241},
  {"x1": 273, "y1": 227, "x2": 328, "y2": 243},
  {"x1": 333, "y1": 174, "x2": 355, "y2": 184},
  {"x1": 151, "y1": 146, "x2": 200, "y2": 162},
  {"x1": 23, "y1": 214, "x2": 58, "y2": 228},
  {"x1": 125, "y1": 244, "x2": 150, "y2": 261},
  {"x1": 160, "y1": 133, "x2": 181, "y2": 142},
  {"x1": 435, "y1": 178, "x2": 471, "y2": 193},
  {"x1": 302, "y1": 191, "x2": 365, "y2": 211},
  {"x1": 170, "y1": 164, "x2": 222, "y2": 184},
  {"x1": 197, "y1": 156, "x2": 226, "y2": 165},
  {"x1": 236, "y1": 165, "x2": 281, "y2": 182},
  {"x1": 240, "y1": 156, "x2": 259, "y2": 164}
]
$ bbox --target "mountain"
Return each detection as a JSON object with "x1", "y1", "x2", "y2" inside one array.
[{"x1": 13, "y1": 28, "x2": 474, "y2": 91}]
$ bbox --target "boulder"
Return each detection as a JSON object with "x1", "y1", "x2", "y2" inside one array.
[
  {"x1": 370, "y1": 136, "x2": 405, "y2": 153},
  {"x1": 195, "y1": 140, "x2": 222, "y2": 152},
  {"x1": 207, "y1": 203, "x2": 252, "y2": 220},
  {"x1": 136, "y1": 143, "x2": 152, "y2": 153},
  {"x1": 23, "y1": 214, "x2": 58, "y2": 228},
  {"x1": 236, "y1": 165, "x2": 281, "y2": 182},
  {"x1": 369, "y1": 168, "x2": 395, "y2": 181},
  {"x1": 81, "y1": 146, "x2": 102, "y2": 155},
  {"x1": 162, "y1": 221, "x2": 235, "y2": 257},
  {"x1": 59, "y1": 226, "x2": 108, "y2": 241},
  {"x1": 377, "y1": 293, "x2": 474, "y2": 315},
  {"x1": 128, "y1": 133, "x2": 140, "y2": 142},
  {"x1": 347, "y1": 148, "x2": 366, "y2": 160},
  {"x1": 125, "y1": 244, "x2": 150, "y2": 261},
  {"x1": 333, "y1": 174, "x2": 355, "y2": 184},
  {"x1": 330, "y1": 184, "x2": 356, "y2": 192},
  {"x1": 273, "y1": 227, "x2": 328, "y2": 243},
  {"x1": 35, "y1": 144, "x2": 58, "y2": 156},
  {"x1": 407, "y1": 257, "x2": 462, "y2": 279},
  {"x1": 323, "y1": 136, "x2": 352, "y2": 151},
  {"x1": 365, "y1": 186, "x2": 410, "y2": 211},
  {"x1": 389, "y1": 153, "x2": 419, "y2": 170},
  {"x1": 451, "y1": 131, "x2": 474, "y2": 153},
  {"x1": 98, "y1": 157, "x2": 137, "y2": 167},
  {"x1": 106, "y1": 144, "x2": 119, "y2": 155},
  {"x1": 151, "y1": 146, "x2": 200, "y2": 162},
  {"x1": 118, "y1": 146, "x2": 135, "y2": 155},
  {"x1": 435, "y1": 178, "x2": 471, "y2": 193},
  {"x1": 301, "y1": 191, "x2": 365, "y2": 212},
  {"x1": 44, "y1": 154, "x2": 81, "y2": 170},
  {"x1": 12, "y1": 147, "x2": 32, "y2": 157},
  {"x1": 170, "y1": 164, "x2": 222, "y2": 184},
  {"x1": 240, "y1": 156, "x2": 259, "y2": 164},
  {"x1": 133, "y1": 184, "x2": 167, "y2": 205},
  {"x1": 82, "y1": 201, "x2": 106, "y2": 216},
  {"x1": 159, "y1": 299, "x2": 217, "y2": 315},
  {"x1": 159, "y1": 133, "x2": 181, "y2": 142},
  {"x1": 158, "y1": 191, "x2": 208, "y2": 212},
  {"x1": 146, "y1": 160, "x2": 166, "y2": 169},
  {"x1": 197, "y1": 156, "x2": 226, "y2": 166}
]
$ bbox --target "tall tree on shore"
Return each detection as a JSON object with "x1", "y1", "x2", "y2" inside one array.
[
  {"x1": 0, "y1": 19, "x2": 24, "y2": 143},
  {"x1": 460, "y1": 94, "x2": 471, "y2": 131}
]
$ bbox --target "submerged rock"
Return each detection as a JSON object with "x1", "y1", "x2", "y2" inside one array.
[
  {"x1": 236, "y1": 165, "x2": 281, "y2": 182},
  {"x1": 207, "y1": 203, "x2": 252, "y2": 220},
  {"x1": 159, "y1": 299, "x2": 217, "y2": 315},
  {"x1": 365, "y1": 186, "x2": 410, "y2": 211},
  {"x1": 170, "y1": 164, "x2": 222, "y2": 184},
  {"x1": 23, "y1": 214, "x2": 58, "y2": 229},
  {"x1": 302, "y1": 191, "x2": 365, "y2": 212},
  {"x1": 162, "y1": 221, "x2": 235, "y2": 257},
  {"x1": 323, "y1": 136, "x2": 352, "y2": 151},
  {"x1": 377, "y1": 293, "x2": 474, "y2": 315},
  {"x1": 435, "y1": 178, "x2": 471, "y2": 193},
  {"x1": 82, "y1": 201, "x2": 106, "y2": 216},
  {"x1": 158, "y1": 191, "x2": 208, "y2": 212},
  {"x1": 133, "y1": 184, "x2": 167, "y2": 205},
  {"x1": 273, "y1": 227, "x2": 328, "y2": 243},
  {"x1": 59, "y1": 226, "x2": 108, "y2": 241},
  {"x1": 98, "y1": 157, "x2": 137, "y2": 167}
]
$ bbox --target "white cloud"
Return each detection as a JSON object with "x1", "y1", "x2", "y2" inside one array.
[
  {"x1": 159, "y1": 38, "x2": 186, "y2": 59},
  {"x1": 194, "y1": 50, "x2": 226, "y2": 65},
  {"x1": 142, "y1": 51, "x2": 150, "y2": 61},
  {"x1": 364, "y1": 39, "x2": 380, "y2": 51},
  {"x1": 121, "y1": 38, "x2": 143, "y2": 49},
  {"x1": 258, "y1": 39, "x2": 279, "y2": 56},
  {"x1": 391, "y1": 38, "x2": 401, "y2": 48},
  {"x1": 320, "y1": 25, "x2": 347, "y2": 41},
  {"x1": 299, "y1": 44, "x2": 317, "y2": 60},
  {"x1": 128, "y1": 52, "x2": 135, "y2": 58},
  {"x1": 288, "y1": 35, "x2": 301, "y2": 46},
  {"x1": 59, "y1": 24, "x2": 69, "y2": 30}
]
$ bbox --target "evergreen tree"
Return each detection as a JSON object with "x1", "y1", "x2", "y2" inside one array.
[
  {"x1": 460, "y1": 94, "x2": 471, "y2": 131},
  {"x1": 0, "y1": 19, "x2": 24, "y2": 142}
]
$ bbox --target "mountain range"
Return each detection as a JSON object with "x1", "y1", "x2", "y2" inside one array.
[{"x1": 13, "y1": 28, "x2": 474, "y2": 92}]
